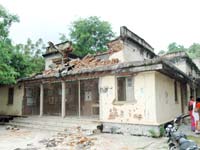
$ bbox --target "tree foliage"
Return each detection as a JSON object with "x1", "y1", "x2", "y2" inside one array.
[
  {"x1": 167, "y1": 42, "x2": 186, "y2": 53},
  {"x1": 158, "y1": 50, "x2": 166, "y2": 55},
  {"x1": 187, "y1": 43, "x2": 200, "y2": 58},
  {"x1": 0, "y1": 5, "x2": 19, "y2": 84},
  {"x1": 16, "y1": 38, "x2": 45, "y2": 75},
  {"x1": 159, "y1": 42, "x2": 200, "y2": 59},
  {"x1": 0, "y1": 5, "x2": 19, "y2": 41},
  {"x1": 0, "y1": 5, "x2": 45, "y2": 85},
  {"x1": 14, "y1": 38, "x2": 45, "y2": 78},
  {"x1": 60, "y1": 16, "x2": 115, "y2": 56}
]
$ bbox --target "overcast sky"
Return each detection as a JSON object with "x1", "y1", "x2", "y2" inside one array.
[{"x1": 1, "y1": 0, "x2": 200, "y2": 53}]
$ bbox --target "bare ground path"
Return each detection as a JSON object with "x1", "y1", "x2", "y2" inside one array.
[{"x1": 0, "y1": 125, "x2": 169, "y2": 150}]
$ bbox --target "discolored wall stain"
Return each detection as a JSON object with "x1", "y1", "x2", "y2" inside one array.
[
  {"x1": 128, "y1": 110, "x2": 131, "y2": 117},
  {"x1": 133, "y1": 114, "x2": 143, "y2": 120},
  {"x1": 108, "y1": 107, "x2": 119, "y2": 120},
  {"x1": 120, "y1": 110, "x2": 124, "y2": 117}
]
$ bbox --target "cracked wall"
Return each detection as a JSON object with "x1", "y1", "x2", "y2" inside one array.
[{"x1": 99, "y1": 72, "x2": 157, "y2": 125}]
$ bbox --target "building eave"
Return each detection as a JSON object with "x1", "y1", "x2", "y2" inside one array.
[{"x1": 21, "y1": 58, "x2": 193, "y2": 86}]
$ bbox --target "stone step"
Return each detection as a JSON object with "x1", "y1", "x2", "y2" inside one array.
[
  {"x1": 7, "y1": 122, "x2": 95, "y2": 136},
  {"x1": 14, "y1": 116, "x2": 100, "y2": 124},
  {"x1": 12, "y1": 118, "x2": 99, "y2": 129},
  {"x1": 7, "y1": 116, "x2": 101, "y2": 133},
  {"x1": 9, "y1": 120, "x2": 97, "y2": 130},
  {"x1": 7, "y1": 122, "x2": 65, "y2": 132}
]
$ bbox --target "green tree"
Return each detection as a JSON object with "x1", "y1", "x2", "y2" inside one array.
[
  {"x1": 167, "y1": 42, "x2": 186, "y2": 53},
  {"x1": 0, "y1": 5, "x2": 45, "y2": 85},
  {"x1": 60, "y1": 16, "x2": 115, "y2": 56},
  {"x1": 15, "y1": 38, "x2": 45, "y2": 76},
  {"x1": 0, "y1": 5, "x2": 19, "y2": 84},
  {"x1": 158, "y1": 50, "x2": 166, "y2": 55},
  {"x1": 166, "y1": 42, "x2": 200, "y2": 59},
  {"x1": 187, "y1": 43, "x2": 200, "y2": 58}
]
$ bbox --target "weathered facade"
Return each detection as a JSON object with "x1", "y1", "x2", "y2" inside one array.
[
  {"x1": 1, "y1": 26, "x2": 200, "y2": 135},
  {"x1": 0, "y1": 84, "x2": 24, "y2": 115}
]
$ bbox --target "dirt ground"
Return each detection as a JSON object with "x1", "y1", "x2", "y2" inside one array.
[
  {"x1": 1, "y1": 122, "x2": 200, "y2": 150},
  {"x1": 0, "y1": 125, "x2": 168, "y2": 150}
]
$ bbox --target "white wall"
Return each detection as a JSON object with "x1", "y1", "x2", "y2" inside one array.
[
  {"x1": 172, "y1": 59, "x2": 198, "y2": 78},
  {"x1": 173, "y1": 60, "x2": 187, "y2": 74},
  {"x1": 109, "y1": 40, "x2": 153, "y2": 63},
  {"x1": 99, "y1": 72, "x2": 157, "y2": 125},
  {"x1": 0, "y1": 84, "x2": 24, "y2": 115},
  {"x1": 155, "y1": 72, "x2": 182, "y2": 124}
]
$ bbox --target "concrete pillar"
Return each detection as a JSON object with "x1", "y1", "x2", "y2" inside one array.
[
  {"x1": 78, "y1": 80, "x2": 81, "y2": 118},
  {"x1": 40, "y1": 83, "x2": 44, "y2": 117},
  {"x1": 61, "y1": 81, "x2": 66, "y2": 118}
]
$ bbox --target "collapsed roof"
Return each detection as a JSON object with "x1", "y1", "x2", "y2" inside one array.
[{"x1": 18, "y1": 27, "x2": 195, "y2": 86}]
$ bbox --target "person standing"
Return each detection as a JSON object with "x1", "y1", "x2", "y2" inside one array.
[
  {"x1": 188, "y1": 96, "x2": 195, "y2": 131},
  {"x1": 194, "y1": 97, "x2": 200, "y2": 133}
]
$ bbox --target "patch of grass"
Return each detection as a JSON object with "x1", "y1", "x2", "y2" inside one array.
[
  {"x1": 159, "y1": 125, "x2": 165, "y2": 137},
  {"x1": 148, "y1": 126, "x2": 165, "y2": 138},
  {"x1": 187, "y1": 135, "x2": 200, "y2": 146},
  {"x1": 148, "y1": 129, "x2": 159, "y2": 138}
]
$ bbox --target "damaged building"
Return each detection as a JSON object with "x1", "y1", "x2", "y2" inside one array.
[{"x1": 0, "y1": 26, "x2": 200, "y2": 135}]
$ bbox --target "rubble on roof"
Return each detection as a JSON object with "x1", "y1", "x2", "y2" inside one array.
[
  {"x1": 69, "y1": 55, "x2": 119, "y2": 69},
  {"x1": 42, "y1": 54, "x2": 119, "y2": 76},
  {"x1": 107, "y1": 39, "x2": 124, "y2": 54}
]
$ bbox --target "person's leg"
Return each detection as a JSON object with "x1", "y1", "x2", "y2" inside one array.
[{"x1": 191, "y1": 116, "x2": 195, "y2": 132}]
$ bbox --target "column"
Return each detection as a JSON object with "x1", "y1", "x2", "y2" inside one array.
[
  {"x1": 40, "y1": 83, "x2": 44, "y2": 117},
  {"x1": 78, "y1": 80, "x2": 81, "y2": 118},
  {"x1": 61, "y1": 81, "x2": 66, "y2": 118}
]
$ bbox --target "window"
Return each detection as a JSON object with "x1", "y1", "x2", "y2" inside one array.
[
  {"x1": 8, "y1": 87, "x2": 14, "y2": 105},
  {"x1": 26, "y1": 88, "x2": 34, "y2": 106},
  {"x1": 117, "y1": 77, "x2": 126, "y2": 101},
  {"x1": 174, "y1": 81, "x2": 178, "y2": 103},
  {"x1": 117, "y1": 76, "x2": 134, "y2": 102}
]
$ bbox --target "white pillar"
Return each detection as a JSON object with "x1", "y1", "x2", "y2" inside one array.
[
  {"x1": 61, "y1": 81, "x2": 66, "y2": 118},
  {"x1": 78, "y1": 80, "x2": 81, "y2": 118},
  {"x1": 40, "y1": 84, "x2": 44, "y2": 117}
]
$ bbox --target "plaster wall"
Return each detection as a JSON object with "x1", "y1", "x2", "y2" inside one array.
[
  {"x1": 109, "y1": 41, "x2": 153, "y2": 63},
  {"x1": 193, "y1": 58, "x2": 200, "y2": 70},
  {"x1": 45, "y1": 53, "x2": 61, "y2": 70},
  {"x1": 173, "y1": 59, "x2": 199, "y2": 78},
  {"x1": 155, "y1": 72, "x2": 182, "y2": 124},
  {"x1": 99, "y1": 72, "x2": 157, "y2": 125},
  {"x1": 0, "y1": 84, "x2": 24, "y2": 115},
  {"x1": 172, "y1": 60, "x2": 187, "y2": 74}
]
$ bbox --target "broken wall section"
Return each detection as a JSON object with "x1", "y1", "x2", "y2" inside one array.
[{"x1": 109, "y1": 39, "x2": 155, "y2": 63}]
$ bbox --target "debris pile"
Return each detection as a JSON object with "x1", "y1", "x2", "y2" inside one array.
[
  {"x1": 38, "y1": 126, "x2": 97, "y2": 149},
  {"x1": 6, "y1": 125, "x2": 20, "y2": 131},
  {"x1": 69, "y1": 55, "x2": 119, "y2": 70},
  {"x1": 107, "y1": 39, "x2": 124, "y2": 54},
  {"x1": 15, "y1": 126, "x2": 98, "y2": 150},
  {"x1": 43, "y1": 54, "x2": 119, "y2": 76}
]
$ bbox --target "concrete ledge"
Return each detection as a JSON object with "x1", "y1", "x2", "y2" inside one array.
[{"x1": 102, "y1": 122, "x2": 161, "y2": 136}]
